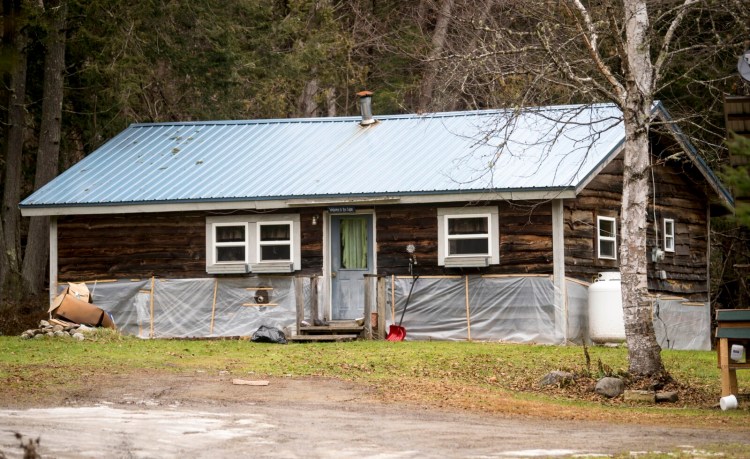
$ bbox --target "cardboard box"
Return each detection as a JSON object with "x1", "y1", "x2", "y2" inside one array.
[
  {"x1": 49, "y1": 283, "x2": 115, "y2": 329},
  {"x1": 67, "y1": 282, "x2": 92, "y2": 303}
]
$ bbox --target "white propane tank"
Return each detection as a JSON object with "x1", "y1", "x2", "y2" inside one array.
[{"x1": 588, "y1": 272, "x2": 626, "y2": 343}]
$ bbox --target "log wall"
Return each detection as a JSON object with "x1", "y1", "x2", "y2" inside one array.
[
  {"x1": 564, "y1": 152, "x2": 712, "y2": 300},
  {"x1": 374, "y1": 201, "x2": 553, "y2": 276},
  {"x1": 57, "y1": 208, "x2": 323, "y2": 281}
]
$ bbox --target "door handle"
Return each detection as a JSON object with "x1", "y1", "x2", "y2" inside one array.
[{"x1": 331, "y1": 272, "x2": 337, "y2": 278}]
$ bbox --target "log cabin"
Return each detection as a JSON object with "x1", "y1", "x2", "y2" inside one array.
[{"x1": 20, "y1": 96, "x2": 733, "y2": 347}]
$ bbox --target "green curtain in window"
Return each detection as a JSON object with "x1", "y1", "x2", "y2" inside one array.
[{"x1": 340, "y1": 218, "x2": 367, "y2": 269}]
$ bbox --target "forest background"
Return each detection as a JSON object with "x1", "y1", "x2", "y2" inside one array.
[{"x1": 1, "y1": 0, "x2": 750, "y2": 333}]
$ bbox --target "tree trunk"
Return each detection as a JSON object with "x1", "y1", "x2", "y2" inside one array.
[
  {"x1": 2, "y1": 31, "x2": 28, "y2": 276},
  {"x1": 325, "y1": 87, "x2": 336, "y2": 117},
  {"x1": 1, "y1": 0, "x2": 28, "y2": 303},
  {"x1": 298, "y1": 78, "x2": 320, "y2": 117},
  {"x1": 21, "y1": 0, "x2": 67, "y2": 297},
  {"x1": 620, "y1": 110, "x2": 664, "y2": 377},
  {"x1": 417, "y1": 0, "x2": 454, "y2": 112},
  {"x1": 620, "y1": 0, "x2": 664, "y2": 377}
]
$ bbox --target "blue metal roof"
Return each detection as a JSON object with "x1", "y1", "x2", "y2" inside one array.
[{"x1": 21, "y1": 103, "x2": 713, "y2": 211}]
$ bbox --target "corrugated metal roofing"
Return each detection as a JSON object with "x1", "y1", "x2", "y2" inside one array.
[{"x1": 21, "y1": 103, "x2": 632, "y2": 210}]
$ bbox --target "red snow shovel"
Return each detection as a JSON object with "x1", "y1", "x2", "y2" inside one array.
[{"x1": 386, "y1": 275, "x2": 418, "y2": 341}]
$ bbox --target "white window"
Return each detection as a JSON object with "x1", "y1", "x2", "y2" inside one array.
[
  {"x1": 663, "y1": 218, "x2": 675, "y2": 252},
  {"x1": 214, "y1": 223, "x2": 248, "y2": 263},
  {"x1": 446, "y1": 215, "x2": 490, "y2": 256},
  {"x1": 206, "y1": 214, "x2": 300, "y2": 274},
  {"x1": 597, "y1": 216, "x2": 617, "y2": 260},
  {"x1": 438, "y1": 207, "x2": 499, "y2": 267},
  {"x1": 258, "y1": 221, "x2": 293, "y2": 262}
]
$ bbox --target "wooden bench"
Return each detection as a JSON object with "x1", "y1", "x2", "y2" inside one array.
[{"x1": 715, "y1": 309, "x2": 750, "y2": 396}]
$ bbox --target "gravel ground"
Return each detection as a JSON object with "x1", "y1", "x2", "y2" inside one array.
[{"x1": 1, "y1": 374, "x2": 748, "y2": 458}]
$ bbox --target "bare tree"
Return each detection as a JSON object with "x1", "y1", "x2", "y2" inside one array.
[
  {"x1": 1, "y1": 0, "x2": 28, "y2": 303},
  {"x1": 417, "y1": 0, "x2": 455, "y2": 111},
  {"x1": 21, "y1": 0, "x2": 67, "y2": 295},
  {"x1": 425, "y1": 0, "x2": 748, "y2": 376}
]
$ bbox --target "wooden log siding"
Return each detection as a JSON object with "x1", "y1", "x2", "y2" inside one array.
[
  {"x1": 564, "y1": 152, "x2": 711, "y2": 300},
  {"x1": 374, "y1": 202, "x2": 554, "y2": 276},
  {"x1": 57, "y1": 209, "x2": 324, "y2": 281}
]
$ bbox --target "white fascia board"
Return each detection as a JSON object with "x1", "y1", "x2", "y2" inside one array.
[{"x1": 20, "y1": 190, "x2": 577, "y2": 217}]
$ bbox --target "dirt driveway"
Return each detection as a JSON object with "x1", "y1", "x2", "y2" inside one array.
[{"x1": 1, "y1": 373, "x2": 748, "y2": 458}]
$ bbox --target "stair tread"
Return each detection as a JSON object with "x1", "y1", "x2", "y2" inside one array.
[{"x1": 289, "y1": 334, "x2": 359, "y2": 342}]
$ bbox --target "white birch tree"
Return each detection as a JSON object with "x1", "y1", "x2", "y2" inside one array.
[{"x1": 426, "y1": 0, "x2": 748, "y2": 376}]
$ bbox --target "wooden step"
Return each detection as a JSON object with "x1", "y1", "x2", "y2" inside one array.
[
  {"x1": 299, "y1": 325, "x2": 363, "y2": 335},
  {"x1": 288, "y1": 334, "x2": 359, "y2": 342}
]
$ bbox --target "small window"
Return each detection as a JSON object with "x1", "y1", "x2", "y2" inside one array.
[
  {"x1": 446, "y1": 215, "x2": 490, "y2": 256},
  {"x1": 437, "y1": 207, "x2": 499, "y2": 267},
  {"x1": 597, "y1": 216, "x2": 617, "y2": 260},
  {"x1": 664, "y1": 218, "x2": 675, "y2": 252},
  {"x1": 258, "y1": 222, "x2": 292, "y2": 262},
  {"x1": 214, "y1": 223, "x2": 247, "y2": 263}
]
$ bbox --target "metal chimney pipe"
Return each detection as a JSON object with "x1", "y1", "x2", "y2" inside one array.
[{"x1": 357, "y1": 90, "x2": 375, "y2": 126}]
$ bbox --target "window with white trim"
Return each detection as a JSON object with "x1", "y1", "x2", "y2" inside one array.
[
  {"x1": 597, "y1": 216, "x2": 617, "y2": 260},
  {"x1": 258, "y1": 221, "x2": 293, "y2": 262},
  {"x1": 214, "y1": 223, "x2": 248, "y2": 263},
  {"x1": 206, "y1": 214, "x2": 300, "y2": 274},
  {"x1": 437, "y1": 207, "x2": 499, "y2": 267},
  {"x1": 663, "y1": 218, "x2": 675, "y2": 253},
  {"x1": 447, "y1": 215, "x2": 490, "y2": 256}
]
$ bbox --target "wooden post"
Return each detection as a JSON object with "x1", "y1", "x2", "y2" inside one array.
[
  {"x1": 209, "y1": 278, "x2": 219, "y2": 334},
  {"x1": 149, "y1": 276, "x2": 155, "y2": 338},
  {"x1": 551, "y1": 199, "x2": 567, "y2": 343},
  {"x1": 48, "y1": 217, "x2": 58, "y2": 307},
  {"x1": 363, "y1": 275, "x2": 373, "y2": 339},
  {"x1": 294, "y1": 277, "x2": 304, "y2": 335},
  {"x1": 391, "y1": 274, "x2": 396, "y2": 322},
  {"x1": 310, "y1": 276, "x2": 319, "y2": 322},
  {"x1": 719, "y1": 338, "x2": 739, "y2": 396},
  {"x1": 377, "y1": 276, "x2": 386, "y2": 339},
  {"x1": 465, "y1": 275, "x2": 471, "y2": 341}
]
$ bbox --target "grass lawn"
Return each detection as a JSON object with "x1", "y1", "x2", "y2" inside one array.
[{"x1": 1, "y1": 334, "x2": 749, "y2": 430}]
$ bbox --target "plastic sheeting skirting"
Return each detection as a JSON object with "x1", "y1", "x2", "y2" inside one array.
[
  {"x1": 57, "y1": 277, "x2": 314, "y2": 339},
  {"x1": 56, "y1": 275, "x2": 710, "y2": 349}
]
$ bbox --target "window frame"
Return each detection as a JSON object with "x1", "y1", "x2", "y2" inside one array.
[
  {"x1": 212, "y1": 222, "x2": 248, "y2": 265},
  {"x1": 437, "y1": 206, "x2": 499, "y2": 267},
  {"x1": 257, "y1": 220, "x2": 294, "y2": 263},
  {"x1": 206, "y1": 214, "x2": 301, "y2": 274},
  {"x1": 597, "y1": 216, "x2": 617, "y2": 260},
  {"x1": 444, "y1": 213, "x2": 492, "y2": 258},
  {"x1": 663, "y1": 218, "x2": 675, "y2": 253}
]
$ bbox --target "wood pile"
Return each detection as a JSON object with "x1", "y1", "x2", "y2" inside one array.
[{"x1": 20, "y1": 319, "x2": 89, "y2": 341}]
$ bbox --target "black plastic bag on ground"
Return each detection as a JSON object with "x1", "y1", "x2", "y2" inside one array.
[{"x1": 251, "y1": 325, "x2": 287, "y2": 344}]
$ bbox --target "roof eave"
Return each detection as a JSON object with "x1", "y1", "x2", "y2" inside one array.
[
  {"x1": 19, "y1": 188, "x2": 578, "y2": 217},
  {"x1": 652, "y1": 102, "x2": 735, "y2": 213}
]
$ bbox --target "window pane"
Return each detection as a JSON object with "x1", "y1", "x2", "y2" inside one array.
[
  {"x1": 448, "y1": 217, "x2": 488, "y2": 235},
  {"x1": 217, "y1": 246, "x2": 245, "y2": 262},
  {"x1": 599, "y1": 220, "x2": 615, "y2": 238},
  {"x1": 216, "y1": 225, "x2": 245, "y2": 243},
  {"x1": 261, "y1": 245, "x2": 291, "y2": 261},
  {"x1": 600, "y1": 240, "x2": 615, "y2": 259},
  {"x1": 449, "y1": 238, "x2": 489, "y2": 255},
  {"x1": 260, "y1": 224, "x2": 291, "y2": 242}
]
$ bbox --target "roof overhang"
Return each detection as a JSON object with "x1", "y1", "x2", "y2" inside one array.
[
  {"x1": 652, "y1": 101, "x2": 735, "y2": 214},
  {"x1": 19, "y1": 189, "x2": 577, "y2": 217}
]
